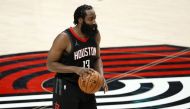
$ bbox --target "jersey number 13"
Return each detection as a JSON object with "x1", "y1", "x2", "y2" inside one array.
[{"x1": 83, "y1": 60, "x2": 90, "y2": 68}]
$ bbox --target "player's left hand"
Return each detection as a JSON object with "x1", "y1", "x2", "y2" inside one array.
[{"x1": 102, "y1": 79, "x2": 108, "y2": 94}]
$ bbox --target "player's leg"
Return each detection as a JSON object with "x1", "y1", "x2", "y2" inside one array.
[
  {"x1": 79, "y1": 93, "x2": 97, "y2": 109},
  {"x1": 53, "y1": 77, "x2": 79, "y2": 109}
]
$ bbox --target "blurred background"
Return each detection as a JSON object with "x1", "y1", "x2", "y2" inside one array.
[{"x1": 0, "y1": 0, "x2": 190, "y2": 55}]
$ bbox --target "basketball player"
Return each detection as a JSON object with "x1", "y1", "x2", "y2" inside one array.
[{"x1": 47, "y1": 4, "x2": 108, "y2": 109}]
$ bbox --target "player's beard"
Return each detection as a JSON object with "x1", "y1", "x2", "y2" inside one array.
[{"x1": 81, "y1": 21, "x2": 98, "y2": 37}]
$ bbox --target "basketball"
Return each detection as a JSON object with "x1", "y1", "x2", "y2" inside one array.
[{"x1": 78, "y1": 70, "x2": 104, "y2": 94}]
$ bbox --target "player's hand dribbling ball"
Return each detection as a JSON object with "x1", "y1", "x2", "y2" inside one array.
[{"x1": 78, "y1": 70, "x2": 104, "y2": 94}]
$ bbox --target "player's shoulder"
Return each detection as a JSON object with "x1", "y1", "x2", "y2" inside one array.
[
  {"x1": 51, "y1": 31, "x2": 70, "y2": 48},
  {"x1": 55, "y1": 31, "x2": 70, "y2": 42},
  {"x1": 95, "y1": 30, "x2": 101, "y2": 44}
]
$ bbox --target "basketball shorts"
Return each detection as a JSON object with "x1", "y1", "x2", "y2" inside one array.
[{"x1": 52, "y1": 77, "x2": 97, "y2": 109}]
